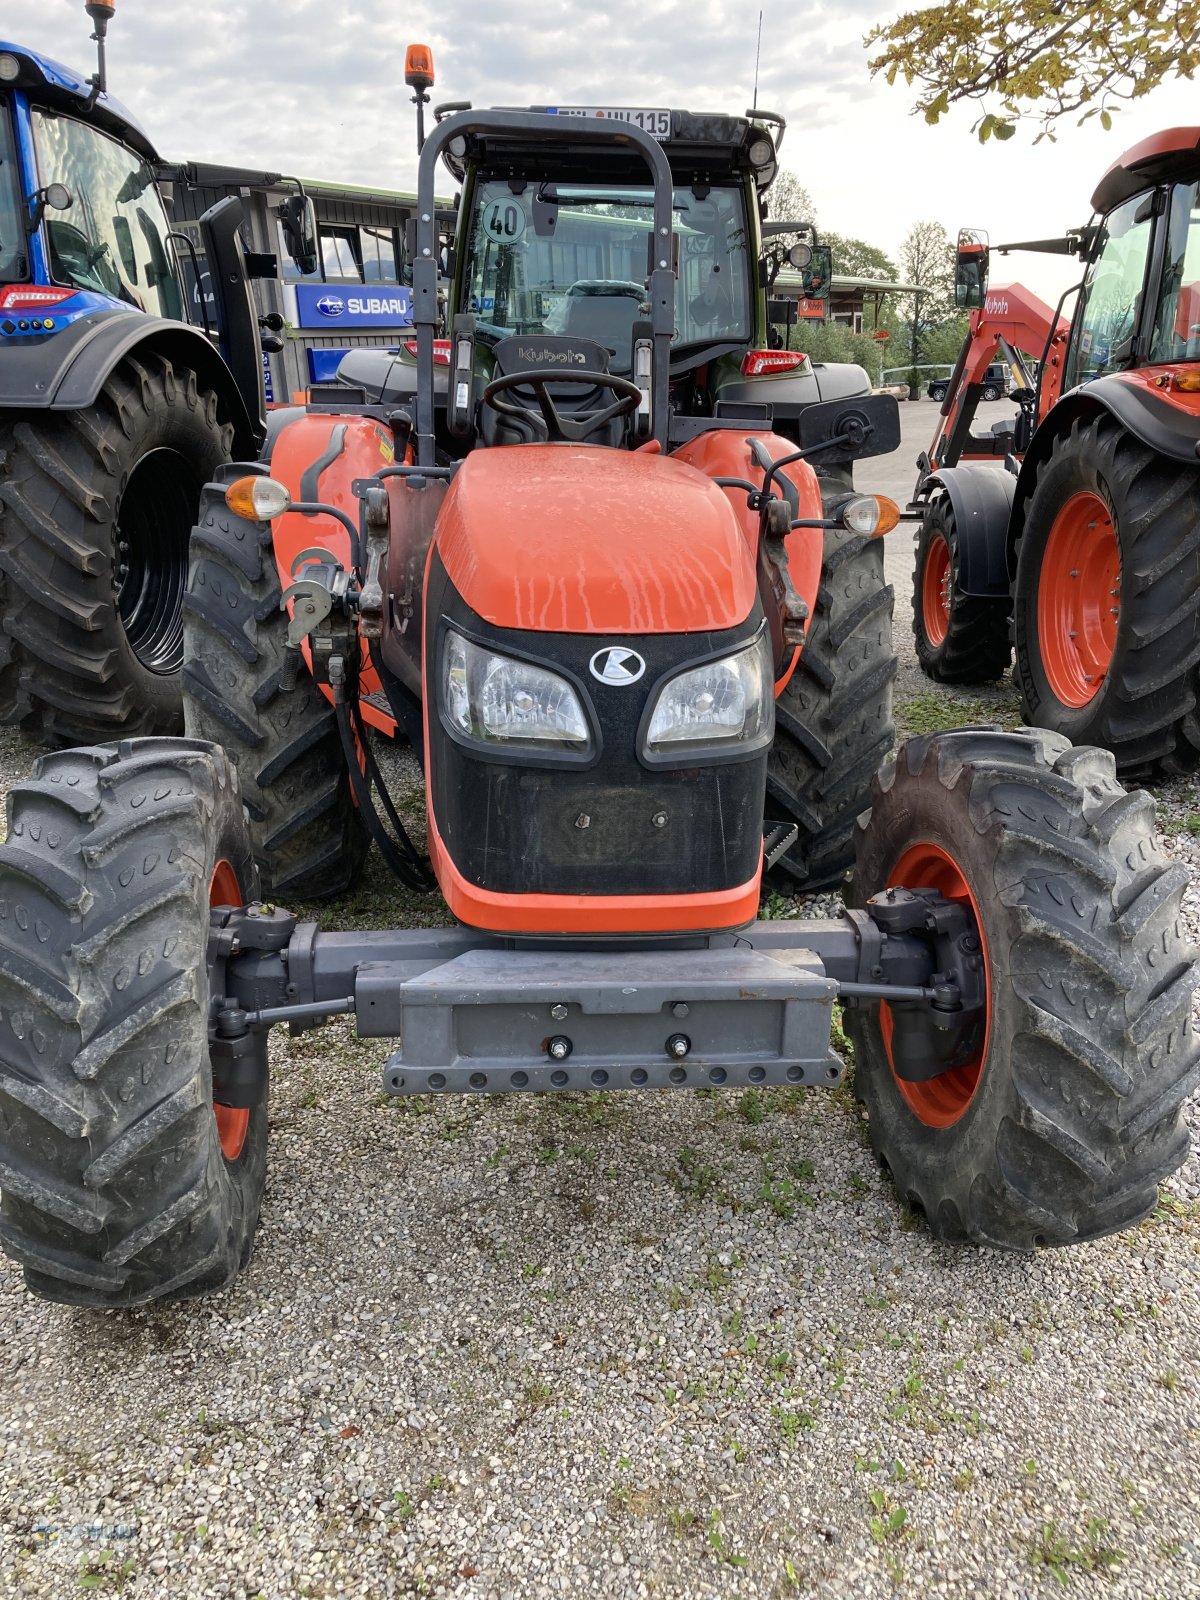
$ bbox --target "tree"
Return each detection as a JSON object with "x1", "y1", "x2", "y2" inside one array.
[
  {"x1": 921, "y1": 314, "x2": 970, "y2": 368},
  {"x1": 900, "y1": 220, "x2": 955, "y2": 367},
  {"x1": 822, "y1": 232, "x2": 898, "y2": 282},
  {"x1": 867, "y1": 0, "x2": 1200, "y2": 143},
  {"x1": 766, "y1": 171, "x2": 817, "y2": 255}
]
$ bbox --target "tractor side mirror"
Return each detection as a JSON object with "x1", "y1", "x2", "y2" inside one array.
[
  {"x1": 955, "y1": 228, "x2": 989, "y2": 310},
  {"x1": 801, "y1": 243, "x2": 832, "y2": 301},
  {"x1": 279, "y1": 192, "x2": 319, "y2": 276}
]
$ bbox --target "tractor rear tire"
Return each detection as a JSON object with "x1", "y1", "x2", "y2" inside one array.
[
  {"x1": 767, "y1": 520, "x2": 896, "y2": 890},
  {"x1": 181, "y1": 488, "x2": 369, "y2": 901},
  {"x1": 1013, "y1": 414, "x2": 1200, "y2": 776},
  {"x1": 0, "y1": 356, "x2": 233, "y2": 746},
  {"x1": 913, "y1": 496, "x2": 1012, "y2": 683},
  {"x1": 848, "y1": 727, "x2": 1199, "y2": 1248},
  {"x1": 0, "y1": 739, "x2": 268, "y2": 1306}
]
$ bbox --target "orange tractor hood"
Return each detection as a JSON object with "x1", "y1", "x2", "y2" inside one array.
[{"x1": 434, "y1": 444, "x2": 758, "y2": 634}]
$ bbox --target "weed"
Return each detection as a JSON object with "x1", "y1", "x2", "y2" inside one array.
[
  {"x1": 866, "y1": 1488, "x2": 908, "y2": 1545},
  {"x1": 739, "y1": 1089, "x2": 766, "y2": 1125},
  {"x1": 705, "y1": 1510, "x2": 748, "y2": 1569},
  {"x1": 77, "y1": 1551, "x2": 136, "y2": 1591},
  {"x1": 1029, "y1": 1517, "x2": 1125, "y2": 1584},
  {"x1": 952, "y1": 1468, "x2": 975, "y2": 1492},
  {"x1": 774, "y1": 1404, "x2": 817, "y2": 1444},
  {"x1": 674, "y1": 1148, "x2": 720, "y2": 1201}
]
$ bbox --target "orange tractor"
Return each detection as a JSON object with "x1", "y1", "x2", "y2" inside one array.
[
  {"x1": 0, "y1": 70, "x2": 1195, "y2": 1307},
  {"x1": 912, "y1": 130, "x2": 1200, "y2": 776}
]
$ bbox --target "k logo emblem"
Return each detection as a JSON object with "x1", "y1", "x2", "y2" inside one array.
[{"x1": 589, "y1": 647, "x2": 646, "y2": 685}]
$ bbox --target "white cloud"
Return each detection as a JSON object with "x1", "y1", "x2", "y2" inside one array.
[{"x1": 3, "y1": 0, "x2": 1196, "y2": 302}]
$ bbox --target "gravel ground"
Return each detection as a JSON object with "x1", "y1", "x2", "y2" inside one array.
[{"x1": 2, "y1": 406, "x2": 1199, "y2": 1599}]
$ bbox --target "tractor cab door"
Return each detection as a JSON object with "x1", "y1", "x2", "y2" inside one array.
[
  {"x1": 28, "y1": 106, "x2": 184, "y2": 319},
  {"x1": 0, "y1": 98, "x2": 25, "y2": 284},
  {"x1": 1062, "y1": 190, "x2": 1157, "y2": 390},
  {"x1": 1149, "y1": 178, "x2": 1200, "y2": 363}
]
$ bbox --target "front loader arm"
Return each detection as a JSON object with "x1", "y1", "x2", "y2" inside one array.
[{"x1": 918, "y1": 284, "x2": 1069, "y2": 493}]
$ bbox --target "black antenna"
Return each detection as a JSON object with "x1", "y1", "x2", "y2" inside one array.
[{"x1": 752, "y1": 9, "x2": 763, "y2": 112}]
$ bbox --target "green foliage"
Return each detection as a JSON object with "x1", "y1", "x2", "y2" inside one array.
[
  {"x1": 822, "y1": 231, "x2": 898, "y2": 282},
  {"x1": 867, "y1": 0, "x2": 1199, "y2": 142},
  {"x1": 921, "y1": 314, "x2": 969, "y2": 367},
  {"x1": 788, "y1": 319, "x2": 885, "y2": 379},
  {"x1": 1029, "y1": 1517, "x2": 1126, "y2": 1584}
]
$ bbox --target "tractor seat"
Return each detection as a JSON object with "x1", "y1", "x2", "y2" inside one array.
[{"x1": 479, "y1": 334, "x2": 626, "y2": 448}]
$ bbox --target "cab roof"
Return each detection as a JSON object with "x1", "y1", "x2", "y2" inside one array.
[
  {"x1": 1092, "y1": 127, "x2": 1200, "y2": 215},
  {"x1": 439, "y1": 106, "x2": 778, "y2": 187},
  {"x1": 0, "y1": 40, "x2": 159, "y2": 162}
]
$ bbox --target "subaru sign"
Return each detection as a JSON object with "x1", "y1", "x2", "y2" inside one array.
[{"x1": 292, "y1": 282, "x2": 413, "y2": 329}]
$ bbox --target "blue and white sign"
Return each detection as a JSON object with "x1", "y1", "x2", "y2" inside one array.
[{"x1": 292, "y1": 282, "x2": 413, "y2": 330}]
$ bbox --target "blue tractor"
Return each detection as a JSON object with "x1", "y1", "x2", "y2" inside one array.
[{"x1": 0, "y1": 0, "x2": 274, "y2": 742}]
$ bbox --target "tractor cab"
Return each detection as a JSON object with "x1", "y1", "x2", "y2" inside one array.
[
  {"x1": 340, "y1": 104, "x2": 855, "y2": 455},
  {"x1": 0, "y1": 33, "x2": 183, "y2": 331}
]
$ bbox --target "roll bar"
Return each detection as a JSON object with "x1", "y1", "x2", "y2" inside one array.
[{"x1": 411, "y1": 111, "x2": 678, "y2": 464}]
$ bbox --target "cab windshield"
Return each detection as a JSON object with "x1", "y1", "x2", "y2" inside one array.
[
  {"x1": 1151, "y1": 181, "x2": 1200, "y2": 363},
  {"x1": 462, "y1": 179, "x2": 750, "y2": 369},
  {"x1": 32, "y1": 109, "x2": 182, "y2": 318},
  {"x1": 0, "y1": 100, "x2": 26, "y2": 280}
]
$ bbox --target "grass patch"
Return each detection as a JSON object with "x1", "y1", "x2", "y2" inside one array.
[{"x1": 895, "y1": 687, "x2": 1021, "y2": 737}]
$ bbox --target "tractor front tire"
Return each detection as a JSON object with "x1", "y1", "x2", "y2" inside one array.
[
  {"x1": 767, "y1": 519, "x2": 896, "y2": 890},
  {"x1": 1013, "y1": 414, "x2": 1200, "y2": 776},
  {"x1": 182, "y1": 488, "x2": 369, "y2": 901},
  {"x1": 0, "y1": 739, "x2": 267, "y2": 1306},
  {"x1": 0, "y1": 356, "x2": 233, "y2": 746},
  {"x1": 848, "y1": 727, "x2": 1199, "y2": 1248},
  {"x1": 913, "y1": 496, "x2": 1011, "y2": 683}
]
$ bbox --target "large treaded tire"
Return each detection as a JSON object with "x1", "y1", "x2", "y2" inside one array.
[
  {"x1": 0, "y1": 739, "x2": 267, "y2": 1307},
  {"x1": 913, "y1": 496, "x2": 1012, "y2": 683},
  {"x1": 767, "y1": 521, "x2": 896, "y2": 890},
  {"x1": 1013, "y1": 414, "x2": 1200, "y2": 776},
  {"x1": 848, "y1": 727, "x2": 1200, "y2": 1248},
  {"x1": 182, "y1": 487, "x2": 369, "y2": 901},
  {"x1": 0, "y1": 355, "x2": 233, "y2": 746}
]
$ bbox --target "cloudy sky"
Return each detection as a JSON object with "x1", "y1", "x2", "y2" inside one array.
[{"x1": 5, "y1": 0, "x2": 1197, "y2": 302}]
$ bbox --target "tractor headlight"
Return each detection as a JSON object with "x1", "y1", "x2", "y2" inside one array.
[
  {"x1": 642, "y1": 634, "x2": 773, "y2": 758},
  {"x1": 442, "y1": 629, "x2": 591, "y2": 753}
]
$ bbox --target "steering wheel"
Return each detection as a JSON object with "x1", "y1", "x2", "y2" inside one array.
[{"x1": 481, "y1": 368, "x2": 642, "y2": 443}]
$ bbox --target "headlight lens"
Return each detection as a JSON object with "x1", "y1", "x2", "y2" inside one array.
[
  {"x1": 442, "y1": 629, "x2": 590, "y2": 751},
  {"x1": 644, "y1": 635, "x2": 772, "y2": 753}
]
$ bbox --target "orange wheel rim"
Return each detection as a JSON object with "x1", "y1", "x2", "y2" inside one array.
[
  {"x1": 880, "y1": 840, "x2": 991, "y2": 1129},
  {"x1": 922, "y1": 531, "x2": 952, "y2": 647},
  {"x1": 1037, "y1": 489, "x2": 1119, "y2": 709},
  {"x1": 209, "y1": 858, "x2": 250, "y2": 1162}
]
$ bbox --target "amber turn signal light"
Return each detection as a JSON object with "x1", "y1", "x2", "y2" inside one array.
[
  {"x1": 225, "y1": 476, "x2": 291, "y2": 522},
  {"x1": 840, "y1": 494, "x2": 901, "y2": 536}
]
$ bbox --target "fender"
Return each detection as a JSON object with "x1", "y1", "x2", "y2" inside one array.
[
  {"x1": 0, "y1": 307, "x2": 260, "y2": 456},
  {"x1": 1010, "y1": 374, "x2": 1200, "y2": 570},
  {"x1": 920, "y1": 463, "x2": 1016, "y2": 597}
]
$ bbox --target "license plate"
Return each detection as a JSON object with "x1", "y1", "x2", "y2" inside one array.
[{"x1": 546, "y1": 107, "x2": 672, "y2": 139}]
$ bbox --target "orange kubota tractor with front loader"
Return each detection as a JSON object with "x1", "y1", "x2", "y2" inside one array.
[
  {"x1": 912, "y1": 130, "x2": 1200, "y2": 777},
  {"x1": 0, "y1": 65, "x2": 1196, "y2": 1308}
]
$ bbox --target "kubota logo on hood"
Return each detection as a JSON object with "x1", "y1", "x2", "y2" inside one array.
[
  {"x1": 589, "y1": 646, "x2": 646, "y2": 685},
  {"x1": 315, "y1": 294, "x2": 346, "y2": 318}
]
